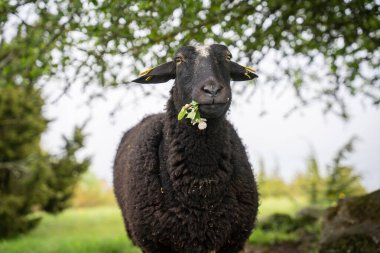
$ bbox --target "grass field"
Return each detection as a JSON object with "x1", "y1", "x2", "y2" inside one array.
[
  {"x1": 0, "y1": 197, "x2": 305, "y2": 253},
  {"x1": 0, "y1": 207, "x2": 140, "y2": 253}
]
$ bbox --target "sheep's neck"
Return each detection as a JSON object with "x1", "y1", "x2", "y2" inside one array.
[
  {"x1": 165, "y1": 96, "x2": 232, "y2": 173},
  {"x1": 161, "y1": 97, "x2": 233, "y2": 208}
]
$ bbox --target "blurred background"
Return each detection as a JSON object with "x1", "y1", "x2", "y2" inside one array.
[{"x1": 0, "y1": 1, "x2": 379, "y2": 253}]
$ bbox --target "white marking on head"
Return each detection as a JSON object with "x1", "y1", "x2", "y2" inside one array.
[{"x1": 195, "y1": 45, "x2": 210, "y2": 57}]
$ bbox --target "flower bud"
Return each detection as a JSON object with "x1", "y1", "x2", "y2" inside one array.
[{"x1": 198, "y1": 121, "x2": 207, "y2": 130}]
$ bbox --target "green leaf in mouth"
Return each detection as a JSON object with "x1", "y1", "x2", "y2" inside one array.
[{"x1": 177, "y1": 100, "x2": 207, "y2": 130}]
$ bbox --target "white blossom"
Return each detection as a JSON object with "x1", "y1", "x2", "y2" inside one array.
[{"x1": 198, "y1": 120, "x2": 207, "y2": 130}]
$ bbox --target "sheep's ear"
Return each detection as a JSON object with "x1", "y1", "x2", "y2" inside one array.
[
  {"x1": 132, "y1": 61, "x2": 176, "y2": 83},
  {"x1": 230, "y1": 61, "x2": 258, "y2": 81}
]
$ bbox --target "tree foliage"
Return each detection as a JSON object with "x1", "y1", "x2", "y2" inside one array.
[
  {"x1": 72, "y1": 172, "x2": 116, "y2": 208},
  {"x1": 260, "y1": 138, "x2": 366, "y2": 205},
  {"x1": 0, "y1": 1, "x2": 91, "y2": 238},
  {"x1": 257, "y1": 159, "x2": 292, "y2": 198},
  {"x1": 0, "y1": 85, "x2": 89, "y2": 238},
  {"x1": 1, "y1": 0, "x2": 379, "y2": 117},
  {"x1": 303, "y1": 155, "x2": 323, "y2": 205},
  {"x1": 325, "y1": 137, "x2": 366, "y2": 201}
]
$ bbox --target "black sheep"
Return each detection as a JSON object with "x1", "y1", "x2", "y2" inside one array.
[{"x1": 114, "y1": 44, "x2": 259, "y2": 253}]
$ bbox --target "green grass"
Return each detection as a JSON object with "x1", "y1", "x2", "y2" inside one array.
[
  {"x1": 258, "y1": 196, "x2": 307, "y2": 217},
  {"x1": 250, "y1": 196, "x2": 308, "y2": 245},
  {"x1": 249, "y1": 228, "x2": 299, "y2": 245},
  {"x1": 0, "y1": 197, "x2": 305, "y2": 252},
  {"x1": 0, "y1": 207, "x2": 141, "y2": 253}
]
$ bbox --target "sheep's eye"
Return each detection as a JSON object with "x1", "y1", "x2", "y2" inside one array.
[
  {"x1": 175, "y1": 57, "x2": 183, "y2": 64},
  {"x1": 225, "y1": 54, "x2": 232, "y2": 61}
]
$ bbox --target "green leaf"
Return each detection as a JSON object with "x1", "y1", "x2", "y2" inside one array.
[
  {"x1": 191, "y1": 100, "x2": 199, "y2": 107},
  {"x1": 177, "y1": 101, "x2": 206, "y2": 129},
  {"x1": 177, "y1": 107, "x2": 187, "y2": 120},
  {"x1": 186, "y1": 110, "x2": 196, "y2": 120},
  {"x1": 194, "y1": 110, "x2": 201, "y2": 124}
]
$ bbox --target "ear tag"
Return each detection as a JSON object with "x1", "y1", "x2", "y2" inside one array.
[
  {"x1": 244, "y1": 72, "x2": 252, "y2": 79},
  {"x1": 243, "y1": 66, "x2": 256, "y2": 73},
  {"x1": 139, "y1": 67, "x2": 154, "y2": 76},
  {"x1": 145, "y1": 76, "x2": 153, "y2": 81}
]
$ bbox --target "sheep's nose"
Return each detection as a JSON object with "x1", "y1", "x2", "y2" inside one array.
[{"x1": 202, "y1": 84, "x2": 222, "y2": 97}]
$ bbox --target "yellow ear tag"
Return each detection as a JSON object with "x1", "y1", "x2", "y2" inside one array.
[
  {"x1": 145, "y1": 76, "x2": 153, "y2": 81},
  {"x1": 243, "y1": 66, "x2": 256, "y2": 73},
  {"x1": 139, "y1": 67, "x2": 154, "y2": 76},
  {"x1": 244, "y1": 72, "x2": 252, "y2": 79}
]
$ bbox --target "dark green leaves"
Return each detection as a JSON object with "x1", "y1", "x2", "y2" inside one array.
[{"x1": 0, "y1": 83, "x2": 89, "y2": 238}]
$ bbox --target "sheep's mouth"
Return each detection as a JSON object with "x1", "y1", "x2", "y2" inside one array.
[{"x1": 199, "y1": 103, "x2": 229, "y2": 118}]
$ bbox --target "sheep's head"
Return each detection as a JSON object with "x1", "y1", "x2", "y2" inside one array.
[{"x1": 133, "y1": 44, "x2": 257, "y2": 119}]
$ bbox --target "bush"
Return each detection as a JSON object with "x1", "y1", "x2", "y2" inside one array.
[
  {"x1": 72, "y1": 173, "x2": 116, "y2": 207},
  {"x1": 0, "y1": 86, "x2": 89, "y2": 238},
  {"x1": 260, "y1": 213, "x2": 298, "y2": 232}
]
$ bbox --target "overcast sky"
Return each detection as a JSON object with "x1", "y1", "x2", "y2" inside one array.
[{"x1": 42, "y1": 77, "x2": 380, "y2": 192}]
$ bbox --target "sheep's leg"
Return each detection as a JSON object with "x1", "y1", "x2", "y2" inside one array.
[
  {"x1": 216, "y1": 243, "x2": 244, "y2": 253},
  {"x1": 217, "y1": 234, "x2": 249, "y2": 253}
]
